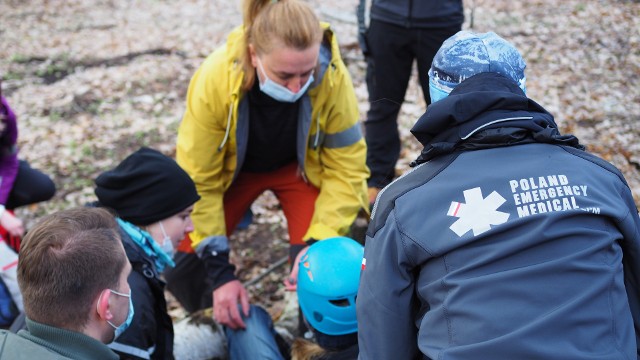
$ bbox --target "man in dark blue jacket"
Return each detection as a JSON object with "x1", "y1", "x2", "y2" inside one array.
[
  {"x1": 357, "y1": 31, "x2": 640, "y2": 359},
  {"x1": 357, "y1": 0, "x2": 464, "y2": 204}
]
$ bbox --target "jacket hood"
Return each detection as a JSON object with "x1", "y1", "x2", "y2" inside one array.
[{"x1": 411, "y1": 72, "x2": 582, "y2": 164}]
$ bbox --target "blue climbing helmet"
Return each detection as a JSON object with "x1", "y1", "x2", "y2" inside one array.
[{"x1": 297, "y1": 236, "x2": 364, "y2": 336}]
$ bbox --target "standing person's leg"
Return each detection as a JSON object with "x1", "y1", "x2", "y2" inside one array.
[
  {"x1": 5, "y1": 160, "x2": 55, "y2": 209},
  {"x1": 415, "y1": 24, "x2": 463, "y2": 106},
  {"x1": 364, "y1": 20, "x2": 415, "y2": 190},
  {"x1": 165, "y1": 172, "x2": 267, "y2": 313}
]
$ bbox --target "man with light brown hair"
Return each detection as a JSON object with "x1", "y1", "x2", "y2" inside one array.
[{"x1": 0, "y1": 207, "x2": 132, "y2": 359}]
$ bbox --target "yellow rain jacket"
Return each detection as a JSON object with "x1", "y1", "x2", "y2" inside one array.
[{"x1": 177, "y1": 24, "x2": 369, "y2": 251}]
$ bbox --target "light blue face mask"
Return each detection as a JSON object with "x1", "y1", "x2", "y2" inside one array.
[
  {"x1": 429, "y1": 77, "x2": 452, "y2": 104},
  {"x1": 105, "y1": 289, "x2": 134, "y2": 340},
  {"x1": 429, "y1": 74, "x2": 528, "y2": 104},
  {"x1": 256, "y1": 57, "x2": 314, "y2": 103},
  {"x1": 158, "y1": 221, "x2": 175, "y2": 259}
]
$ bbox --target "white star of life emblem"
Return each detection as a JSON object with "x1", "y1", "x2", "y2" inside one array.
[{"x1": 447, "y1": 187, "x2": 510, "y2": 237}]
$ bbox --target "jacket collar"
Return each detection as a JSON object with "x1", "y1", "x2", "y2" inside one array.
[
  {"x1": 117, "y1": 220, "x2": 171, "y2": 275},
  {"x1": 411, "y1": 72, "x2": 582, "y2": 164},
  {"x1": 22, "y1": 318, "x2": 118, "y2": 360}
]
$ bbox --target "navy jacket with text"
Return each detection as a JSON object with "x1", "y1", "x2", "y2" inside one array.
[{"x1": 357, "y1": 73, "x2": 640, "y2": 360}]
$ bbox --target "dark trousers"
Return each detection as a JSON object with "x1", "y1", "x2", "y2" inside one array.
[
  {"x1": 0, "y1": 160, "x2": 55, "y2": 253},
  {"x1": 364, "y1": 20, "x2": 461, "y2": 188},
  {"x1": 5, "y1": 160, "x2": 56, "y2": 209}
]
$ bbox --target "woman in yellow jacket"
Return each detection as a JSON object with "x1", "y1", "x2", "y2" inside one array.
[{"x1": 172, "y1": 0, "x2": 369, "y2": 332}]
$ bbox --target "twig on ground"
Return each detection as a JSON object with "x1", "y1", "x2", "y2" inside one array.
[{"x1": 243, "y1": 255, "x2": 289, "y2": 288}]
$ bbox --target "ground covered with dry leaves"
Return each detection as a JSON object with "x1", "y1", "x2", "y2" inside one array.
[{"x1": 1, "y1": 0, "x2": 639, "y2": 324}]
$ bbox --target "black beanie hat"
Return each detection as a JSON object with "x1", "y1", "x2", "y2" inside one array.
[{"x1": 95, "y1": 147, "x2": 200, "y2": 225}]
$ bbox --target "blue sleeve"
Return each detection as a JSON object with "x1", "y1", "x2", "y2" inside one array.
[{"x1": 357, "y1": 209, "x2": 420, "y2": 359}]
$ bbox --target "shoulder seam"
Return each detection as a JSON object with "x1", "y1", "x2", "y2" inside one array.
[
  {"x1": 368, "y1": 153, "x2": 460, "y2": 238},
  {"x1": 559, "y1": 146, "x2": 630, "y2": 188}
]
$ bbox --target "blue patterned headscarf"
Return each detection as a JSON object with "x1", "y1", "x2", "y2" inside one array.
[{"x1": 428, "y1": 31, "x2": 527, "y2": 103}]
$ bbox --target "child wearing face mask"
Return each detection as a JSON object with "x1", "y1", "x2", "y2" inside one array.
[{"x1": 93, "y1": 147, "x2": 200, "y2": 360}]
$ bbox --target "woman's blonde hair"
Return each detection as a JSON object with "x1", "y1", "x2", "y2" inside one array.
[{"x1": 241, "y1": 0, "x2": 323, "y2": 90}]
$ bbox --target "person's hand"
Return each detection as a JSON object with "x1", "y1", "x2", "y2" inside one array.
[
  {"x1": 284, "y1": 245, "x2": 309, "y2": 291},
  {"x1": 0, "y1": 211, "x2": 24, "y2": 238},
  {"x1": 212, "y1": 280, "x2": 249, "y2": 330}
]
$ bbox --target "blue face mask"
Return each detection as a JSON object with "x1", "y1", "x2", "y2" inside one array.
[
  {"x1": 429, "y1": 77, "x2": 452, "y2": 104},
  {"x1": 429, "y1": 74, "x2": 528, "y2": 104},
  {"x1": 256, "y1": 57, "x2": 314, "y2": 103},
  {"x1": 106, "y1": 289, "x2": 134, "y2": 340}
]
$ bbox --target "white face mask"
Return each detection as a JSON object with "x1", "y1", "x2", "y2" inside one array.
[
  {"x1": 158, "y1": 221, "x2": 175, "y2": 259},
  {"x1": 256, "y1": 57, "x2": 314, "y2": 103}
]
